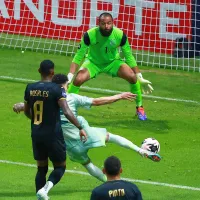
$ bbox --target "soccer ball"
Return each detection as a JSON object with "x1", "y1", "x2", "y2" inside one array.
[{"x1": 141, "y1": 138, "x2": 160, "y2": 153}]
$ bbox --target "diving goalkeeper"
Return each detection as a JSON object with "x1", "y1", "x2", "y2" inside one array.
[{"x1": 67, "y1": 12, "x2": 153, "y2": 120}]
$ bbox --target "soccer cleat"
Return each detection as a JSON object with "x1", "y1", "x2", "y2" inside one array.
[
  {"x1": 136, "y1": 107, "x2": 147, "y2": 121},
  {"x1": 145, "y1": 152, "x2": 161, "y2": 162},
  {"x1": 138, "y1": 149, "x2": 161, "y2": 162},
  {"x1": 36, "y1": 188, "x2": 49, "y2": 200}
]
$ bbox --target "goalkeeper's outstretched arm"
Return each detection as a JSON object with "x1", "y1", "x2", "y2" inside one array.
[
  {"x1": 121, "y1": 33, "x2": 154, "y2": 94},
  {"x1": 67, "y1": 32, "x2": 89, "y2": 83}
]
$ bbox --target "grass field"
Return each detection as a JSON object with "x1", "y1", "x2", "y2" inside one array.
[{"x1": 0, "y1": 48, "x2": 200, "y2": 200}]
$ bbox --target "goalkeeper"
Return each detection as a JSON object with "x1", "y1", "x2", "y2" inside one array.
[
  {"x1": 13, "y1": 74, "x2": 161, "y2": 183},
  {"x1": 67, "y1": 12, "x2": 153, "y2": 121}
]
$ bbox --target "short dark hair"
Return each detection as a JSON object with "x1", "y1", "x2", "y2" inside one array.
[
  {"x1": 52, "y1": 74, "x2": 68, "y2": 85},
  {"x1": 104, "y1": 156, "x2": 121, "y2": 176},
  {"x1": 39, "y1": 60, "x2": 54, "y2": 75},
  {"x1": 99, "y1": 12, "x2": 113, "y2": 22}
]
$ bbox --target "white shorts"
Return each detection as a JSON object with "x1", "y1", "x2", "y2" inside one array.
[{"x1": 62, "y1": 116, "x2": 107, "y2": 164}]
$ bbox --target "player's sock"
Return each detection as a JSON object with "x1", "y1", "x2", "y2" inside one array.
[
  {"x1": 130, "y1": 81, "x2": 142, "y2": 107},
  {"x1": 108, "y1": 133, "x2": 140, "y2": 152},
  {"x1": 41, "y1": 181, "x2": 54, "y2": 194},
  {"x1": 35, "y1": 166, "x2": 48, "y2": 193},
  {"x1": 67, "y1": 83, "x2": 80, "y2": 94},
  {"x1": 83, "y1": 162, "x2": 107, "y2": 182},
  {"x1": 47, "y1": 166, "x2": 66, "y2": 186}
]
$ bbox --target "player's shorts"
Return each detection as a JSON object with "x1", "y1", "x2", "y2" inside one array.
[
  {"x1": 81, "y1": 58, "x2": 126, "y2": 78},
  {"x1": 63, "y1": 118, "x2": 107, "y2": 164},
  {"x1": 32, "y1": 138, "x2": 66, "y2": 162}
]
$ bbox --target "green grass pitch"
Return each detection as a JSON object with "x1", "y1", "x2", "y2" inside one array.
[{"x1": 0, "y1": 48, "x2": 200, "y2": 199}]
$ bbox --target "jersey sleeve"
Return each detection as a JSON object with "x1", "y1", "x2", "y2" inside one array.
[
  {"x1": 90, "y1": 190, "x2": 99, "y2": 200},
  {"x1": 134, "y1": 185, "x2": 143, "y2": 200},
  {"x1": 72, "y1": 94, "x2": 93, "y2": 109},
  {"x1": 24, "y1": 84, "x2": 30, "y2": 104},
  {"x1": 72, "y1": 32, "x2": 90, "y2": 65},
  {"x1": 120, "y1": 33, "x2": 137, "y2": 68},
  {"x1": 52, "y1": 85, "x2": 67, "y2": 101}
]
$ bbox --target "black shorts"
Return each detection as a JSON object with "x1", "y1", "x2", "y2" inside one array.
[{"x1": 32, "y1": 138, "x2": 66, "y2": 162}]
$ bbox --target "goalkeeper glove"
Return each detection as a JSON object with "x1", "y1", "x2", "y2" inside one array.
[
  {"x1": 67, "y1": 73, "x2": 74, "y2": 83},
  {"x1": 136, "y1": 73, "x2": 154, "y2": 94}
]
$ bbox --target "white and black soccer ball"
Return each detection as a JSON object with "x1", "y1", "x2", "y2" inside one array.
[{"x1": 141, "y1": 138, "x2": 160, "y2": 153}]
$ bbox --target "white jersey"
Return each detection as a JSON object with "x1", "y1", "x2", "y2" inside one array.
[{"x1": 60, "y1": 93, "x2": 94, "y2": 140}]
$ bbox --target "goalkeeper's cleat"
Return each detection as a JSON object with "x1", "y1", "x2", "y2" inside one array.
[
  {"x1": 136, "y1": 107, "x2": 147, "y2": 121},
  {"x1": 36, "y1": 188, "x2": 49, "y2": 200}
]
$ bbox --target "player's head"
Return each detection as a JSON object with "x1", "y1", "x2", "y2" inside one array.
[
  {"x1": 38, "y1": 60, "x2": 55, "y2": 78},
  {"x1": 103, "y1": 156, "x2": 122, "y2": 178},
  {"x1": 98, "y1": 12, "x2": 113, "y2": 37},
  {"x1": 52, "y1": 74, "x2": 68, "y2": 90}
]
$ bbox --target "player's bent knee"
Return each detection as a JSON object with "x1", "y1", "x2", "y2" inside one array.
[
  {"x1": 128, "y1": 75, "x2": 137, "y2": 84},
  {"x1": 82, "y1": 159, "x2": 91, "y2": 166},
  {"x1": 74, "y1": 70, "x2": 90, "y2": 86},
  {"x1": 74, "y1": 75, "x2": 86, "y2": 86}
]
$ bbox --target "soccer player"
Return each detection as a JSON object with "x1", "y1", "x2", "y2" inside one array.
[
  {"x1": 14, "y1": 74, "x2": 161, "y2": 184},
  {"x1": 67, "y1": 12, "x2": 153, "y2": 121},
  {"x1": 90, "y1": 156, "x2": 143, "y2": 200},
  {"x1": 22, "y1": 60, "x2": 87, "y2": 200}
]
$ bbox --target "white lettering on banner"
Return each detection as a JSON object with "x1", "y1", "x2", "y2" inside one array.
[
  {"x1": 159, "y1": 3, "x2": 187, "y2": 40},
  {"x1": 89, "y1": 0, "x2": 120, "y2": 28},
  {"x1": 125, "y1": 0, "x2": 155, "y2": 36},
  {"x1": 14, "y1": 0, "x2": 21, "y2": 20},
  {"x1": 0, "y1": 0, "x2": 9, "y2": 19},
  {"x1": 51, "y1": 0, "x2": 83, "y2": 27},
  {"x1": 14, "y1": 0, "x2": 44, "y2": 22}
]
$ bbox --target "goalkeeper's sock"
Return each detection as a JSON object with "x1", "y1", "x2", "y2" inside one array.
[
  {"x1": 130, "y1": 81, "x2": 142, "y2": 107},
  {"x1": 108, "y1": 133, "x2": 140, "y2": 153},
  {"x1": 83, "y1": 162, "x2": 107, "y2": 182},
  {"x1": 67, "y1": 83, "x2": 80, "y2": 94}
]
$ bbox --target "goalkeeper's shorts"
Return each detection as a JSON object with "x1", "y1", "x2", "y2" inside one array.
[{"x1": 81, "y1": 58, "x2": 126, "y2": 78}]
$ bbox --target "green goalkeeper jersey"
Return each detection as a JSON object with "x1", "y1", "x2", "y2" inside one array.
[{"x1": 72, "y1": 27, "x2": 137, "y2": 68}]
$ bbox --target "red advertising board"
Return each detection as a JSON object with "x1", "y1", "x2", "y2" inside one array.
[{"x1": 0, "y1": 0, "x2": 192, "y2": 54}]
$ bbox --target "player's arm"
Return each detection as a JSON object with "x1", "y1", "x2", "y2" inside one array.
[
  {"x1": 134, "y1": 186, "x2": 143, "y2": 200},
  {"x1": 121, "y1": 33, "x2": 153, "y2": 94},
  {"x1": 120, "y1": 33, "x2": 138, "y2": 69},
  {"x1": 13, "y1": 99, "x2": 84, "y2": 129},
  {"x1": 23, "y1": 85, "x2": 32, "y2": 119},
  {"x1": 24, "y1": 102, "x2": 31, "y2": 119},
  {"x1": 58, "y1": 97, "x2": 87, "y2": 142},
  {"x1": 92, "y1": 92, "x2": 136, "y2": 106},
  {"x1": 67, "y1": 32, "x2": 90, "y2": 82},
  {"x1": 58, "y1": 99, "x2": 82, "y2": 129}
]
